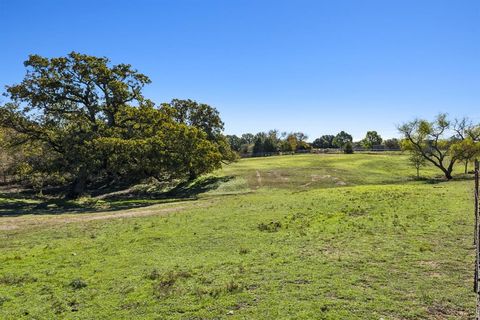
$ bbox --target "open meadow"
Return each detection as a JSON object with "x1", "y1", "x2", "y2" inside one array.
[{"x1": 0, "y1": 153, "x2": 476, "y2": 319}]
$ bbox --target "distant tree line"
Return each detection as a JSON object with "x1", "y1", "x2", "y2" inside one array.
[
  {"x1": 227, "y1": 130, "x2": 401, "y2": 157},
  {"x1": 0, "y1": 53, "x2": 236, "y2": 198},
  {"x1": 227, "y1": 131, "x2": 311, "y2": 156}
]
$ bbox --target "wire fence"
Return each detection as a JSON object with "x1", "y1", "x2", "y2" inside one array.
[
  {"x1": 474, "y1": 159, "x2": 479, "y2": 319},
  {"x1": 240, "y1": 148, "x2": 402, "y2": 158}
]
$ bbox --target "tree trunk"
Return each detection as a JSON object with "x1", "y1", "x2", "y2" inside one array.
[
  {"x1": 444, "y1": 170, "x2": 453, "y2": 180},
  {"x1": 67, "y1": 170, "x2": 87, "y2": 199},
  {"x1": 416, "y1": 167, "x2": 419, "y2": 178},
  {"x1": 465, "y1": 161, "x2": 468, "y2": 174},
  {"x1": 188, "y1": 169, "x2": 197, "y2": 181},
  {"x1": 442, "y1": 160, "x2": 455, "y2": 180}
]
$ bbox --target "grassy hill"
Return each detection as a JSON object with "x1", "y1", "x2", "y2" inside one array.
[
  {"x1": 0, "y1": 154, "x2": 475, "y2": 319},
  {"x1": 216, "y1": 153, "x2": 458, "y2": 191}
]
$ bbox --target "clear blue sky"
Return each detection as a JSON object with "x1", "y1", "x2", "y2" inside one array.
[{"x1": 0, "y1": 0, "x2": 478, "y2": 140}]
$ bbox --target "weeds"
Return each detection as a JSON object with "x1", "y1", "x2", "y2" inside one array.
[
  {"x1": 150, "y1": 269, "x2": 192, "y2": 298},
  {"x1": 239, "y1": 247, "x2": 250, "y2": 254},
  {"x1": 257, "y1": 221, "x2": 282, "y2": 232},
  {"x1": 69, "y1": 279, "x2": 87, "y2": 290},
  {"x1": 0, "y1": 296, "x2": 10, "y2": 306},
  {"x1": 225, "y1": 280, "x2": 242, "y2": 293},
  {"x1": 0, "y1": 274, "x2": 37, "y2": 286}
]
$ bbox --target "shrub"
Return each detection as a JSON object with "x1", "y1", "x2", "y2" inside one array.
[
  {"x1": 344, "y1": 141, "x2": 354, "y2": 154},
  {"x1": 257, "y1": 221, "x2": 282, "y2": 232},
  {"x1": 225, "y1": 280, "x2": 242, "y2": 293},
  {"x1": 69, "y1": 279, "x2": 87, "y2": 290},
  {"x1": 239, "y1": 247, "x2": 250, "y2": 255}
]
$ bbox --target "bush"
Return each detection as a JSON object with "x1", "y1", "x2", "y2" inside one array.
[
  {"x1": 257, "y1": 221, "x2": 282, "y2": 232},
  {"x1": 344, "y1": 141, "x2": 354, "y2": 154},
  {"x1": 69, "y1": 279, "x2": 87, "y2": 290}
]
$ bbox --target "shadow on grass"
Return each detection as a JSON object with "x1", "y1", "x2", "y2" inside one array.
[
  {"x1": 0, "y1": 176, "x2": 234, "y2": 217},
  {"x1": 165, "y1": 176, "x2": 234, "y2": 198},
  {"x1": 414, "y1": 174, "x2": 474, "y2": 185}
]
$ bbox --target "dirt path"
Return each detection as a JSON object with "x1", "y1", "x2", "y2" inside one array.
[
  {"x1": 0, "y1": 200, "x2": 211, "y2": 231},
  {"x1": 256, "y1": 170, "x2": 262, "y2": 187}
]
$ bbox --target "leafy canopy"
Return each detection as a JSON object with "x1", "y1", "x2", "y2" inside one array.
[
  {"x1": 398, "y1": 114, "x2": 480, "y2": 179},
  {"x1": 0, "y1": 52, "x2": 232, "y2": 197}
]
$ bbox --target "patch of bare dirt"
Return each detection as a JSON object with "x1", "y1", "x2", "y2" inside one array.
[
  {"x1": 271, "y1": 171, "x2": 289, "y2": 182},
  {"x1": 302, "y1": 174, "x2": 346, "y2": 187},
  {"x1": 0, "y1": 201, "x2": 211, "y2": 231},
  {"x1": 255, "y1": 170, "x2": 262, "y2": 188},
  {"x1": 427, "y1": 304, "x2": 470, "y2": 319}
]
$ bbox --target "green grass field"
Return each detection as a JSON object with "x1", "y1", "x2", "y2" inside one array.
[{"x1": 0, "y1": 153, "x2": 476, "y2": 319}]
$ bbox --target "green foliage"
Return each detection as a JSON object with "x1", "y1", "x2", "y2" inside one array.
[
  {"x1": 252, "y1": 131, "x2": 279, "y2": 155},
  {"x1": 0, "y1": 53, "x2": 233, "y2": 196},
  {"x1": 160, "y1": 99, "x2": 236, "y2": 165},
  {"x1": 333, "y1": 131, "x2": 353, "y2": 149},
  {"x1": 383, "y1": 138, "x2": 400, "y2": 150},
  {"x1": 408, "y1": 152, "x2": 427, "y2": 178},
  {"x1": 361, "y1": 130, "x2": 383, "y2": 149},
  {"x1": 450, "y1": 138, "x2": 480, "y2": 173},
  {"x1": 230, "y1": 131, "x2": 310, "y2": 156},
  {"x1": 312, "y1": 135, "x2": 335, "y2": 148},
  {"x1": 399, "y1": 114, "x2": 480, "y2": 179},
  {"x1": 343, "y1": 141, "x2": 354, "y2": 154},
  {"x1": 226, "y1": 135, "x2": 242, "y2": 152},
  {"x1": 286, "y1": 134, "x2": 298, "y2": 152},
  {"x1": 161, "y1": 99, "x2": 224, "y2": 140},
  {"x1": 241, "y1": 133, "x2": 255, "y2": 144}
]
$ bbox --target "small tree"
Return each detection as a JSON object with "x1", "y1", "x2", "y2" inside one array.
[
  {"x1": 312, "y1": 135, "x2": 335, "y2": 148},
  {"x1": 333, "y1": 131, "x2": 353, "y2": 150},
  {"x1": 286, "y1": 134, "x2": 298, "y2": 152},
  {"x1": 451, "y1": 138, "x2": 480, "y2": 173},
  {"x1": 383, "y1": 138, "x2": 400, "y2": 150},
  {"x1": 362, "y1": 131, "x2": 383, "y2": 149},
  {"x1": 240, "y1": 133, "x2": 255, "y2": 145},
  {"x1": 344, "y1": 141, "x2": 354, "y2": 154},
  {"x1": 398, "y1": 114, "x2": 459, "y2": 180},
  {"x1": 252, "y1": 135, "x2": 265, "y2": 155},
  {"x1": 226, "y1": 135, "x2": 242, "y2": 152},
  {"x1": 264, "y1": 130, "x2": 280, "y2": 153},
  {"x1": 409, "y1": 152, "x2": 426, "y2": 178}
]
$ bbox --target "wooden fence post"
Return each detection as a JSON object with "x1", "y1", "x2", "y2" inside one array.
[
  {"x1": 475, "y1": 160, "x2": 479, "y2": 246},
  {"x1": 475, "y1": 159, "x2": 479, "y2": 319}
]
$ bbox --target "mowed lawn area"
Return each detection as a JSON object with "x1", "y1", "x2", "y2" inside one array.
[{"x1": 0, "y1": 153, "x2": 476, "y2": 319}]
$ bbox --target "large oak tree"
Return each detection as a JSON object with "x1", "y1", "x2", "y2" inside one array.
[{"x1": 0, "y1": 53, "x2": 230, "y2": 197}]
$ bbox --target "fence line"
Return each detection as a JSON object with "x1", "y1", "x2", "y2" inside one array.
[
  {"x1": 239, "y1": 148, "x2": 402, "y2": 158},
  {"x1": 474, "y1": 159, "x2": 479, "y2": 319}
]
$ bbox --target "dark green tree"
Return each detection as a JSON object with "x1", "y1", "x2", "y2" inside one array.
[
  {"x1": 160, "y1": 99, "x2": 237, "y2": 178},
  {"x1": 312, "y1": 135, "x2": 334, "y2": 148},
  {"x1": 344, "y1": 141, "x2": 354, "y2": 154},
  {"x1": 252, "y1": 133, "x2": 266, "y2": 155},
  {"x1": 161, "y1": 99, "x2": 224, "y2": 141},
  {"x1": 286, "y1": 134, "x2": 298, "y2": 152},
  {"x1": 0, "y1": 53, "x2": 228, "y2": 197},
  {"x1": 240, "y1": 133, "x2": 255, "y2": 145},
  {"x1": 333, "y1": 131, "x2": 353, "y2": 149},
  {"x1": 362, "y1": 131, "x2": 383, "y2": 149},
  {"x1": 226, "y1": 135, "x2": 242, "y2": 152},
  {"x1": 383, "y1": 138, "x2": 400, "y2": 150}
]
